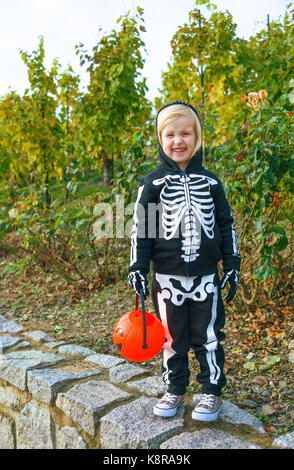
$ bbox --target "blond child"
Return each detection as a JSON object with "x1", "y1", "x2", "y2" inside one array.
[{"x1": 128, "y1": 101, "x2": 240, "y2": 421}]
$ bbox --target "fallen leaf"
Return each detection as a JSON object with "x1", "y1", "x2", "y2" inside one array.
[
  {"x1": 262, "y1": 355, "x2": 280, "y2": 365},
  {"x1": 263, "y1": 423, "x2": 273, "y2": 433}
]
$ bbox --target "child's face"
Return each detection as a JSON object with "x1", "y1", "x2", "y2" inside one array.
[{"x1": 161, "y1": 115, "x2": 197, "y2": 170}]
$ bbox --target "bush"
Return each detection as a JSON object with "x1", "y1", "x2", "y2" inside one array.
[{"x1": 209, "y1": 92, "x2": 294, "y2": 309}]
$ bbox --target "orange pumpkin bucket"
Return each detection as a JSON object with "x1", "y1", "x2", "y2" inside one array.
[{"x1": 113, "y1": 289, "x2": 165, "y2": 362}]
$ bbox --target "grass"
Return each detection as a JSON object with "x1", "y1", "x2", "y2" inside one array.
[{"x1": 48, "y1": 171, "x2": 104, "y2": 205}]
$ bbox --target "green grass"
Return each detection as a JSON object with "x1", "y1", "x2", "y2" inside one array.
[{"x1": 47, "y1": 171, "x2": 105, "y2": 206}]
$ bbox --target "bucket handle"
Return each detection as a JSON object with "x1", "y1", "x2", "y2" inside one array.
[{"x1": 135, "y1": 289, "x2": 148, "y2": 350}]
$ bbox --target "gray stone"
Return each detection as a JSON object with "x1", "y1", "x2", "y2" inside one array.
[
  {"x1": 23, "y1": 330, "x2": 55, "y2": 343},
  {"x1": 15, "y1": 400, "x2": 55, "y2": 449},
  {"x1": 0, "y1": 415, "x2": 15, "y2": 449},
  {"x1": 261, "y1": 404, "x2": 276, "y2": 415},
  {"x1": 0, "y1": 350, "x2": 65, "y2": 390},
  {"x1": 100, "y1": 396, "x2": 184, "y2": 449},
  {"x1": 252, "y1": 385, "x2": 263, "y2": 394},
  {"x1": 46, "y1": 340, "x2": 66, "y2": 349},
  {"x1": 160, "y1": 429, "x2": 261, "y2": 449},
  {"x1": 0, "y1": 334, "x2": 22, "y2": 353},
  {"x1": 0, "y1": 315, "x2": 23, "y2": 333},
  {"x1": 27, "y1": 367, "x2": 102, "y2": 404},
  {"x1": 0, "y1": 313, "x2": 19, "y2": 320},
  {"x1": 193, "y1": 394, "x2": 266, "y2": 434},
  {"x1": 14, "y1": 341, "x2": 31, "y2": 349},
  {"x1": 126, "y1": 376, "x2": 168, "y2": 396},
  {"x1": 272, "y1": 431, "x2": 294, "y2": 449},
  {"x1": 0, "y1": 384, "x2": 19, "y2": 409},
  {"x1": 56, "y1": 380, "x2": 132, "y2": 436},
  {"x1": 288, "y1": 350, "x2": 294, "y2": 364},
  {"x1": 239, "y1": 399, "x2": 258, "y2": 408},
  {"x1": 85, "y1": 353, "x2": 126, "y2": 368},
  {"x1": 56, "y1": 426, "x2": 88, "y2": 449},
  {"x1": 109, "y1": 363, "x2": 147, "y2": 384},
  {"x1": 58, "y1": 344, "x2": 95, "y2": 357}
]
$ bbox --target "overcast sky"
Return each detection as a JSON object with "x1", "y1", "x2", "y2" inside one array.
[{"x1": 0, "y1": 0, "x2": 289, "y2": 102}]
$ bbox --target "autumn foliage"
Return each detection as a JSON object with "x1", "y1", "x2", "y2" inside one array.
[{"x1": 0, "y1": 2, "x2": 293, "y2": 314}]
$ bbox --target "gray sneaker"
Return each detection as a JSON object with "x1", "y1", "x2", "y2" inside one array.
[
  {"x1": 192, "y1": 394, "x2": 223, "y2": 421},
  {"x1": 153, "y1": 392, "x2": 185, "y2": 417}
]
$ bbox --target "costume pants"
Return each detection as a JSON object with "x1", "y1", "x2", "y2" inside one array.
[{"x1": 151, "y1": 272, "x2": 226, "y2": 396}]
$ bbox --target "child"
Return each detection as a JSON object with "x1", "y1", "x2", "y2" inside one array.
[{"x1": 128, "y1": 101, "x2": 241, "y2": 421}]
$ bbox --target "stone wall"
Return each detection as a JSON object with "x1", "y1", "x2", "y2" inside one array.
[{"x1": 0, "y1": 313, "x2": 293, "y2": 449}]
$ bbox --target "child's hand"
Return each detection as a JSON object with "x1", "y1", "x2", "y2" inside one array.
[
  {"x1": 128, "y1": 270, "x2": 149, "y2": 297},
  {"x1": 220, "y1": 268, "x2": 240, "y2": 303}
]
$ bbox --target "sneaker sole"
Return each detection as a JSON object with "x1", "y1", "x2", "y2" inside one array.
[
  {"x1": 153, "y1": 401, "x2": 184, "y2": 418},
  {"x1": 191, "y1": 403, "x2": 223, "y2": 422}
]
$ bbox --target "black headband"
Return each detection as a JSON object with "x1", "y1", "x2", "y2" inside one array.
[{"x1": 156, "y1": 100, "x2": 203, "y2": 132}]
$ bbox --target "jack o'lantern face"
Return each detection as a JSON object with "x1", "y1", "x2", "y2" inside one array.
[
  {"x1": 113, "y1": 309, "x2": 165, "y2": 361},
  {"x1": 114, "y1": 327, "x2": 124, "y2": 352}
]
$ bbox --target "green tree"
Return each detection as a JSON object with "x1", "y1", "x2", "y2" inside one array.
[
  {"x1": 239, "y1": 5, "x2": 294, "y2": 107},
  {"x1": 156, "y1": 1, "x2": 242, "y2": 146},
  {"x1": 156, "y1": 0, "x2": 293, "y2": 149},
  {"x1": 0, "y1": 91, "x2": 28, "y2": 183},
  {"x1": 57, "y1": 65, "x2": 81, "y2": 200},
  {"x1": 75, "y1": 7, "x2": 152, "y2": 188},
  {"x1": 19, "y1": 35, "x2": 62, "y2": 207}
]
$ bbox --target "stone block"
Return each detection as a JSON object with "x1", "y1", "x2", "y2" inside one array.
[
  {"x1": 85, "y1": 353, "x2": 126, "y2": 368},
  {"x1": 193, "y1": 394, "x2": 266, "y2": 434},
  {"x1": 58, "y1": 344, "x2": 96, "y2": 357},
  {"x1": 272, "y1": 431, "x2": 294, "y2": 449},
  {"x1": 100, "y1": 396, "x2": 184, "y2": 449},
  {"x1": 23, "y1": 330, "x2": 55, "y2": 343},
  {"x1": 46, "y1": 341, "x2": 66, "y2": 349},
  {"x1": 0, "y1": 315, "x2": 23, "y2": 333},
  {"x1": 0, "y1": 350, "x2": 65, "y2": 390},
  {"x1": 0, "y1": 334, "x2": 22, "y2": 353},
  {"x1": 109, "y1": 363, "x2": 147, "y2": 384},
  {"x1": 15, "y1": 400, "x2": 55, "y2": 449},
  {"x1": 0, "y1": 415, "x2": 16, "y2": 449},
  {"x1": 126, "y1": 376, "x2": 167, "y2": 396},
  {"x1": 56, "y1": 380, "x2": 132, "y2": 436},
  {"x1": 14, "y1": 341, "x2": 31, "y2": 350},
  {"x1": 56, "y1": 426, "x2": 88, "y2": 449},
  {"x1": 0, "y1": 384, "x2": 19, "y2": 409},
  {"x1": 160, "y1": 429, "x2": 261, "y2": 449},
  {"x1": 27, "y1": 367, "x2": 102, "y2": 404}
]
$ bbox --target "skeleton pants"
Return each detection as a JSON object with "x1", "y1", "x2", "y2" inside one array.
[{"x1": 151, "y1": 272, "x2": 226, "y2": 396}]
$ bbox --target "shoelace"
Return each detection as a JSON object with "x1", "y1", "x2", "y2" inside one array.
[
  {"x1": 161, "y1": 392, "x2": 179, "y2": 404},
  {"x1": 197, "y1": 394, "x2": 215, "y2": 408}
]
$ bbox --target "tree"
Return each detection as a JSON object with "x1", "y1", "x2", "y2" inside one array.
[
  {"x1": 75, "y1": 7, "x2": 152, "y2": 188},
  {"x1": 57, "y1": 65, "x2": 81, "y2": 200},
  {"x1": 238, "y1": 5, "x2": 294, "y2": 107},
  {"x1": 155, "y1": 1, "x2": 242, "y2": 146},
  {"x1": 156, "y1": 0, "x2": 294, "y2": 148},
  {"x1": 19, "y1": 36, "x2": 62, "y2": 207},
  {"x1": 0, "y1": 91, "x2": 31, "y2": 183}
]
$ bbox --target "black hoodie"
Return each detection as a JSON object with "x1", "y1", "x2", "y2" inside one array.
[{"x1": 129, "y1": 101, "x2": 241, "y2": 277}]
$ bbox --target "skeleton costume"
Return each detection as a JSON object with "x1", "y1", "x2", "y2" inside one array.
[{"x1": 129, "y1": 101, "x2": 241, "y2": 396}]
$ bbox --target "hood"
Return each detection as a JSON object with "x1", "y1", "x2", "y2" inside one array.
[{"x1": 155, "y1": 100, "x2": 203, "y2": 172}]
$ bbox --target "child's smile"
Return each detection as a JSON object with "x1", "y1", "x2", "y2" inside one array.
[{"x1": 161, "y1": 116, "x2": 197, "y2": 170}]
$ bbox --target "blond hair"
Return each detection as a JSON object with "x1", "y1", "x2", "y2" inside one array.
[{"x1": 157, "y1": 104, "x2": 202, "y2": 157}]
